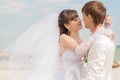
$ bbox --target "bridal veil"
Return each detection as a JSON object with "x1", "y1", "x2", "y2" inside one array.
[{"x1": 2, "y1": 13, "x2": 63, "y2": 80}]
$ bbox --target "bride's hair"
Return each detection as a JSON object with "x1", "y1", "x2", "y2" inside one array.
[{"x1": 58, "y1": 9, "x2": 78, "y2": 35}]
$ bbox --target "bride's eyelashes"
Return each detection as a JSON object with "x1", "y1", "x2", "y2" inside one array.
[{"x1": 73, "y1": 17, "x2": 80, "y2": 22}]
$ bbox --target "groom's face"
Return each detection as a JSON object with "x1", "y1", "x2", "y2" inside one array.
[
  {"x1": 82, "y1": 13, "x2": 93, "y2": 30},
  {"x1": 82, "y1": 13, "x2": 89, "y2": 29}
]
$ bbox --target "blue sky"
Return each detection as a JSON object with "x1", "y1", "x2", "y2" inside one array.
[{"x1": 0, "y1": 0, "x2": 120, "y2": 49}]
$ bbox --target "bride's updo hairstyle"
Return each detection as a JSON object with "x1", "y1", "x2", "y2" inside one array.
[{"x1": 58, "y1": 9, "x2": 78, "y2": 35}]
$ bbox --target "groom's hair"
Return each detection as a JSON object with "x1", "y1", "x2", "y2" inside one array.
[{"x1": 82, "y1": 1, "x2": 106, "y2": 27}]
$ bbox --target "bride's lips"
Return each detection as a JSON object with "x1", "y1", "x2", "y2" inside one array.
[{"x1": 78, "y1": 22, "x2": 82, "y2": 26}]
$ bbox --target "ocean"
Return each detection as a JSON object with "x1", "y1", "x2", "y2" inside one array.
[{"x1": 114, "y1": 45, "x2": 120, "y2": 61}]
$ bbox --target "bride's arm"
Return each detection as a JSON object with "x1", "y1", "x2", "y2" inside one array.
[
  {"x1": 60, "y1": 34, "x2": 94, "y2": 55},
  {"x1": 60, "y1": 34, "x2": 78, "y2": 52}
]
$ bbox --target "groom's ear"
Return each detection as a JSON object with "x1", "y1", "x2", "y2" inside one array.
[{"x1": 88, "y1": 14, "x2": 93, "y2": 22}]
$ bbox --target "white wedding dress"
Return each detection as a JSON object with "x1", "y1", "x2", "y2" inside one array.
[
  {"x1": 26, "y1": 48, "x2": 83, "y2": 80},
  {"x1": 27, "y1": 49, "x2": 83, "y2": 80},
  {"x1": 62, "y1": 49, "x2": 82, "y2": 80}
]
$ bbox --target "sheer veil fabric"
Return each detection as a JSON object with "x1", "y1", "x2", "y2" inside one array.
[{"x1": 3, "y1": 13, "x2": 62, "y2": 80}]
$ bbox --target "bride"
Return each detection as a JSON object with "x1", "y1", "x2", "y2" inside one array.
[{"x1": 2, "y1": 9, "x2": 112, "y2": 80}]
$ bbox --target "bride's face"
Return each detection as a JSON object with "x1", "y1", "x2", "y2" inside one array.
[{"x1": 68, "y1": 17, "x2": 82, "y2": 32}]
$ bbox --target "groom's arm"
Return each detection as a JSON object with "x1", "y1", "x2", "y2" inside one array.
[{"x1": 82, "y1": 41, "x2": 106, "y2": 80}]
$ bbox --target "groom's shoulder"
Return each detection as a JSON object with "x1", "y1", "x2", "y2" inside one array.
[
  {"x1": 93, "y1": 34, "x2": 112, "y2": 47},
  {"x1": 91, "y1": 32, "x2": 111, "y2": 45}
]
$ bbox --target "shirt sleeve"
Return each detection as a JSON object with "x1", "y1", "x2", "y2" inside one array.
[{"x1": 82, "y1": 42, "x2": 107, "y2": 80}]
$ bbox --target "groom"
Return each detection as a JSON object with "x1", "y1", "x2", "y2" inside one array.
[{"x1": 81, "y1": 1, "x2": 115, "y2": 80}]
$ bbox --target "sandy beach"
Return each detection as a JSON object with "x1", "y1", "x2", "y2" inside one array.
[
  {"x1": 0, "y1": 61, "x2": 120, "y2": 80},
  {"x1": 112, "y1": 67, "x2": 120, "y2": 80}
]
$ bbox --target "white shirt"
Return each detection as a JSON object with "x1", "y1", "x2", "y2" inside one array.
[
  {"x1": 76, "y1": 28, "x2": 115, "y2": 80},
  {"x1": 82, "y1": 28, "x2": 115, "y2": 80}
]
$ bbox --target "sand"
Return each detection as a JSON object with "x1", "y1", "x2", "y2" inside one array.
[
  {"x1": 113, "y1": 67, "x2": 120, "y2": 80},
  {"x1": 0, "y1": 61, "x2": 120, "y2": 80}
]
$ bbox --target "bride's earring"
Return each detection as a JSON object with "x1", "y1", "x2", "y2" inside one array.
[{"x1": 68, "y1": 29, "x2": 70, "y2": 35}]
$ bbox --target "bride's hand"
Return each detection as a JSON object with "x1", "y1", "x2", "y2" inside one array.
[{"x1": 104, "y1": 15, "x2": 112, "y2": 28}]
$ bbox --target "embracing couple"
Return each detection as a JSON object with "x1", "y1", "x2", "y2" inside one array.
[
  {"x1": 59, "y1": 1, "x2": 115, "y2": 80},
  {"x1": 5, "y1": 1, "x2": 115, "y2": 80}
]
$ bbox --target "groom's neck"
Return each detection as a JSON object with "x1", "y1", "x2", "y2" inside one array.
[{"x1": 91, "y1": 24, "x2": 103, "y2": 35}]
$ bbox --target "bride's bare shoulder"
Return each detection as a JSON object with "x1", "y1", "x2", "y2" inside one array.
[{"x1": 60, "y1": 34, "x2": 70, "y2": 42}]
